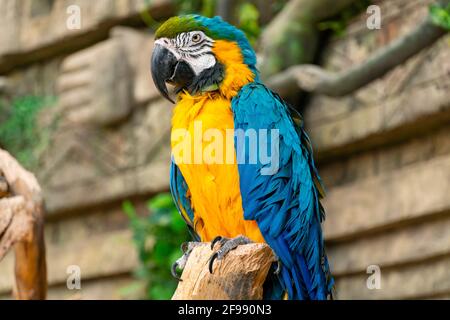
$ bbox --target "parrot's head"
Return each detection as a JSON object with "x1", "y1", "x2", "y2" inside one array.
[{"x1": 151, "y1": 15, "x2": 258, "y2": 103}]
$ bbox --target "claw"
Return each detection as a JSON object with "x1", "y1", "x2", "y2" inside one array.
[
  {"x1": 208, "y1": 252, "x2": 219, "y2": 274},
  {"x1": 207, "y1": 235, "x2": 252, "y2": 274},
  {"x1": 210, "y1": 236, "x2": 223, "y2": 250},
  {"x1": 171, "y1": 241, "x2": 201, "y2": 280},
  {"x1": 171, "y1": 261, "x2": 182, "y2": 281},
  {"x1": 274, "y1": 260, "x2": 282, "y2": 275},
  {"x1": 272, "y1": 253, "x2": 282, "y2": 275}
]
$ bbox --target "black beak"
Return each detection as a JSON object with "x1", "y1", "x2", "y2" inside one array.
[
  {"x1": 151, "y1": 44, "x2": 177, "y2": 103},
  {"x1": 151, "y1": 44, "x2": 195, "y2": 104}
]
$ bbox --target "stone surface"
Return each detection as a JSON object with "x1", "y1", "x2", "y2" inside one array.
[
  {"x1": 57, "y1": 36, "x2": 132, "y2": 126},
  {"x1": 44, "y1": 160, "x2": 170, "y2": 215},
  {"x1": 45, "y1": 275, "x2": 142, "y2": 300},
  {"x1": 335, "y1": 255, "x2": 450, "y2": 299},
  {"x1": 110, "y1": 27, "x2": 160, "y2": 105},
  {"x1": 34, "y1": 27, "x2": 172, "y2": 216},
  {"x1": 4, "y1": 57, "x2": 61, "y2": 97},
  {"x1": 327, "y1": 215, "x2": 450, "y2": 277},
  {"x1": 309, "y1": 60, "x2": 450, "y2": 163},
  {"x1": 0, "y1": 0, "x2": 174, "y2": 74},
  {"x1": 319, "y1": 126, "x2": 450, "y2": 188},
  {"x1": 323, "y1": 155, "x2": 450, "y2": 241},
  {"x1": 304, "y1": 0, "x2": 450, "y2": 163},
  {"x1": 0, "y1": 229, "x2": 137, "y2": 294},
  {"x1": 0, "y1": 273, "x2": 141, "y2": 300},
  {"x1": 55, "y1": 26, "x2": 162, "y2": 125},
  {"x1": 0, "y1": 196, "x2": 156, "y2": 299}
]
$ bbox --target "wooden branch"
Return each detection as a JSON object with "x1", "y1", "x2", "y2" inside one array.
[
  {"x1": 0, "y1": 77, "x2": 8, "y2": 94},
  {"x1": 172, "y1": 243, "x2": 275, "y2": 300},
  {"x1": 216, "y1": 0, "x2": 237, "y2": 23},
  {"x1": 259, "y1": 0, "x2": 357, "y2": 78},
  {"x1": 267, "y1": 3, "x2": 449, "y2": 97},
  {"x1": 0, "y1": 149, "x2": 47, "y2": 300},
  {"x1": 0, "y1": 174, "x2": 8, "y2": 197}
]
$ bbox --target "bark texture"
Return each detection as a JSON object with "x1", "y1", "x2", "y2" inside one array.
[
  {"x1": 172, "y1": 243, "x2": 275, "y2": 300},
  {"x1": 267, "y1": 12, "x2": 449, "y2": 97},
  {"x1": 0, "y1": 149, "x2": 47, "y2": 300},
  {"x1": 260, "y1": 0, "x2": 357, "y2": 78}
]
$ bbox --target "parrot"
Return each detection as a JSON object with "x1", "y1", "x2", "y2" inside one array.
[{"x1": 150, "y1": 14, "x2": 334, "y2": 300}]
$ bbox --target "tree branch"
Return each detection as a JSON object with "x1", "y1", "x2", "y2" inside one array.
[
  {"x1": 259, "y1": 0, "x2": 358, "y2": 78},
  {"x1": 267, "y1": 3, "x2": 449, "y2": 97},
  {"x1": 0, "y1": 77, "x2": 8, "y2": 94},
  {"x1": 216, "y1": 0, "x2": 237, "y2": 23},
  {"x1": 0, "y1": 149, "x2": 47, "y2": 300},
  {"x1": 172, "y1": 243, "x2": 275, "y2": 299}
]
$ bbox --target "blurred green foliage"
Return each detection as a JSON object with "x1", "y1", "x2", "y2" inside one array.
[
  {"x1": 140, "y1": 0, "x2": 216, "y2": 27},
  {"x1": 123, "y1": 193, "x2": 190, "y2": 299},
  {"x1": 237, "y1": 2, "x2": 261, "y2": 45},
  {"x1": 177, "y1": 0, "x2": 215, "y2": 17},
  {"x1": 430, "y1": 2, "x2": 450, "y2": 30},
  {"x1": 0, "y1": 96, "x2": 56, "y2": 169},
  {"x1": 318, "y1": 0, "x2": 372, "y2": 37},
  {"x1": 140, "y1": 0, "x2": 262, "y2": 46}
]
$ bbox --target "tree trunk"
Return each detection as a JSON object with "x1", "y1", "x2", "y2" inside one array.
[
  {"x1": 0, "y1": 149, "x2": 47, "y2": 300},
  {"x1": 172, "y1": 243, "x2": 275, "y2": 300}
]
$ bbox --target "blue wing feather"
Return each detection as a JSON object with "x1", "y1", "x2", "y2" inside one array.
[
  {"x1": 170, "y1": 160, "x2": 200, "y2": 241},
  {"x1": 232, "y1": 82, "x2": 334, "y2": 300}
]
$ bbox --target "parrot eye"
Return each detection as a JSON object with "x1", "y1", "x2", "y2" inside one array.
[{"x1": 192, "y1": 33, "x2": 201, "y2": 43}]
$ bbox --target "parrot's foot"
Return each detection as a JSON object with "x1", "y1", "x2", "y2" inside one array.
[
  {"x1": 171, "y1": 241, "x2": 201, "y2": 281},
  {"x1": 273, "y1": 254, "x2": 282, "y2": 275},
  {"x1": 208, "y1": 235, "x2": 252, "y2": 273}
]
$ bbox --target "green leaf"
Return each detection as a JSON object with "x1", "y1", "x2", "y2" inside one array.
[
  {"x1": 238, "y1": 3, "x2": 261, "y2": 45},
  {"x1": 176, "y1": 0, "x2": 204, "y2": 15},
  {"x1": 149, "y1": 283, "x2": 176, "y2": 300},
  {"x1": 122, "y1": 200, "x2": 137, "y2": 219},
  {"x1": 169, "y1": 250, "x2": 182, "y2": 266},
  {"x1": 118, "y1": 281, "x2": 145, "y2": 298},
  {"x1": 148, "y1": 193, "x2": 174, "y2": 211},
  {"x1": 170, "y1": 210, "x2": 187, "y2": 233},
  {"x1": 317, "y1": 0, "x2": 371, "y2": 38},
  {"x1": 124, "y1": 192, "x2": 189, "y2": 299},
  {"x1": 201, "y1": 0, "x2": 215, "y2": 18},
  {"x1": 429, "y1": 3, "x2": 450, "y2": 30},
  {"x1": 153, "y1": 241, "x2": 173, "y2": 264},
  {"x1": 0, "y1": 95, "x2": 56, "y2": 169}
]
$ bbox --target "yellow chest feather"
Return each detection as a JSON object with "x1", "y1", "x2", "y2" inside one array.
[{"x1": 171, "y1": 93, "x2": 264, "y2": 242}]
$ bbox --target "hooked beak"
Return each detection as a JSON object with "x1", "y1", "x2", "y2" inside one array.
[{"x1": 151, "y1": 44, "x2": 195, "y2": 104}]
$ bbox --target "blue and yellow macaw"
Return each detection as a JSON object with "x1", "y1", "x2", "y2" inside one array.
[{"x1": 151, "y1": 15, "x2": 334, "y2": 300}]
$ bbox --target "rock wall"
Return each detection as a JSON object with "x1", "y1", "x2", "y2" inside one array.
[
  {"x1": 306, "y1": 0, "x2": 450, "y2": 299},
  {"x1": 0, "y1": 0, "x2": 175, "y2": 299},
  {"x1": 0, "y1": 0, "x2": 449, "y2": 299}
]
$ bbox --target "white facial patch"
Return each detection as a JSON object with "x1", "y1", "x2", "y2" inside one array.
[
  {"x1": 183, "y1": 53, "x2": 216, "y2": 75},
  {"x1": 155, "y1": 31, "x2": 216, "y2": 76}
]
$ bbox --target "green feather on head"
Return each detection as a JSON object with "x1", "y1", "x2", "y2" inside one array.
[
  {"x1": 154, "y1": 15, "x2": 258, "y2": 76},
  {"x1": 156, "y1": 15, "x2": 216, "y2": 39}
]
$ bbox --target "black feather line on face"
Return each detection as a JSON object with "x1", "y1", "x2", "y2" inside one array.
[
  {"x1": 176, "y1": 61, "x2": 225, "y2": 95},
  {"x1": 179, "y1": 42, "x2": 212, "y2": 54}
]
